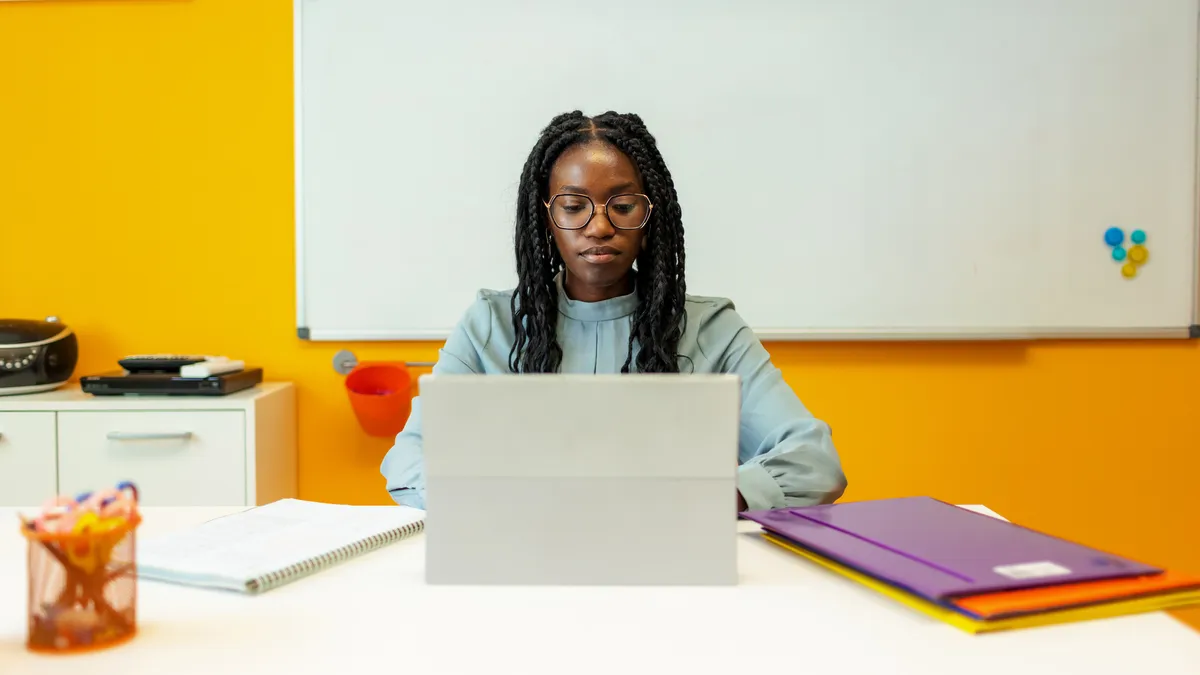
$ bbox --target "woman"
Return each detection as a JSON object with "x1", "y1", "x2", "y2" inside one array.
[{"x1": 381, "y1": 111, "x2": 846, "y2": 511}]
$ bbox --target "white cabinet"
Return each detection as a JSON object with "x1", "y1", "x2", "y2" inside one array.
[
  {"x1": 57, "y1": 411, "x2": 247, "y2": 506},
  {"x1": 0, "y1": 412, "x2": 57, "y2": 505},
  {"x1": 0, "y1": 383, "x2": 296, "y2": 507}
]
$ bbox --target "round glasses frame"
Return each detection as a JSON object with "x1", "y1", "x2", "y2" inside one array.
[{"x1": 543, "y1": 193, "x2": 654, "y2": 231}]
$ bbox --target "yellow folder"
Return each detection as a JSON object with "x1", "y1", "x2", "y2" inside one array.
[{"x1": 761, "y1": 532, "x2": 1200, "y2": 634}]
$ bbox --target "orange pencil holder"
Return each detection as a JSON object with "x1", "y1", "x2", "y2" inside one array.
[
  {"x1": 345, "y1": 362, "x2": 414, "y2": 438},
  {"x1": 21, "y1": 513, "x2": 141, "y2": 653}
]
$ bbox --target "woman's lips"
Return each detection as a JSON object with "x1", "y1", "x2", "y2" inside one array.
[{"x1": 580, "y1": 246, "x2": 620, "y2": 263}]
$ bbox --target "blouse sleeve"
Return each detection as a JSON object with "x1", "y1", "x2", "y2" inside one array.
[
  {"x1": 697, "y1": 303, "x2": 848, "y2": 510},
  {"x1": 379, "y1": 297, "x2": 494, "y2": 509}
]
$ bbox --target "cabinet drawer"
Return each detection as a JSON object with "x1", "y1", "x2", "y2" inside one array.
[
  {"x1": 57, "y1": 411, "x2": 246, "y2": 507},
  {"x1": 0, "y1": 412, "x2": 57, "y2": 506}
]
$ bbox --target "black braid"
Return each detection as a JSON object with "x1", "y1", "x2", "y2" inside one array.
[{"x1": 508, "y1": 111, "x2": 687, "y2": 374}]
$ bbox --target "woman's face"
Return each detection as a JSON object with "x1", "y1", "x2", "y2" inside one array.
[{"x1": 546, "y1": 140, "x2": 647, "y2": 302}]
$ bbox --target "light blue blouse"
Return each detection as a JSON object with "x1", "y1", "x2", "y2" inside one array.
[{"x1": 380, "y1": 274, "x2": 847, "y2": 511}]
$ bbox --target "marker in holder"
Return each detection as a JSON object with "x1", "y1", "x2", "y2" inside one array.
[{"x1": 20, "y1": 483, "x2": 141, "y2": 654}]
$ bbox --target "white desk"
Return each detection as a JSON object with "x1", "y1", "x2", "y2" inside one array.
[{"x1": 0, "y1": 506, "x2": 1197, "y2": 675}]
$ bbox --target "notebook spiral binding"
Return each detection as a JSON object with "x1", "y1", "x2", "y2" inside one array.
[{"x1": 245, "y1": 519, "x2": 425, "y2": 594}]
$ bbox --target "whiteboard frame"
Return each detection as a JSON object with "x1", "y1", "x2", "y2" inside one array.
[
  {"x1": 297, "y1": 327, "x2": 1192, "y2": 342},
  {"x1": 293, "y1": 0, "x2": 1200, "y2": 343},
  {"x1": 1194, "y1": 4, "x2": 1200, "y2": 339},
  {"x1": 294, "y1": 0, "x2": 309, "y2": 340}
]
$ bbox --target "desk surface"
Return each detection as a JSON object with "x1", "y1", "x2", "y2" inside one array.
[{"x1": 0, "y1": 505, "x2": 1197, "y2": 675}]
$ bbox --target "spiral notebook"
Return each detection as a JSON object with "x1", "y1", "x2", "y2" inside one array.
[{"x1": 136, "y1": 498, "x2": 425, "y2": 594}]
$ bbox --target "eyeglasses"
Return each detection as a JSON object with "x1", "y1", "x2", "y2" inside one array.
[{"x1": 543, "y1": 193, "x2": 654, "y2": 231}]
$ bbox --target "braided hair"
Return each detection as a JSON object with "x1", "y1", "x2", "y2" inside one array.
[{"x1": 508, "y1": 111, "x2": 687, "y2": 374}]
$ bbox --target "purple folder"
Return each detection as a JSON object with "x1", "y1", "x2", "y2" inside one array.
[{"x1": 741, "y1": 496, "x2": 1161, "y2": 600}]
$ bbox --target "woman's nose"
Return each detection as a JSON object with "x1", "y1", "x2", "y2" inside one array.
[{"x1": 584, "y1": 207, "x2": 616, "y2": 238}]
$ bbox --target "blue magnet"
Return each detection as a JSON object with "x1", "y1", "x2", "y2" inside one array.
[
  {"x1": 1131, "y1": 229, "x2": 1146, "y2": 245},
  {"x1": 1104, "y1": 227, "x2": 1124, "y2": 246},
  {"x1": 1111, "y1": 246, "x2": 1126, "y2": 261}
]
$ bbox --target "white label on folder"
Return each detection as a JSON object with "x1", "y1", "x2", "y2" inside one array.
[{"x1": 992, "y1": 561, "x2": 1072, "y2": 580}]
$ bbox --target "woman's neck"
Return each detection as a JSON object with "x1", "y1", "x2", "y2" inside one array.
[{"x1": 561, "y1": 270, "x2": 635, "y2": 303}]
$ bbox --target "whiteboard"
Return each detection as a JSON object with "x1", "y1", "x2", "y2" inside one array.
[{"x1": 295, "y1": 0, "x2": 1200, "y2": 341}]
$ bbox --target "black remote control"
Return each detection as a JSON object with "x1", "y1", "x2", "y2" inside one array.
[{"x1": 118, "y1": 354, "x2": 210, "y2": 372}]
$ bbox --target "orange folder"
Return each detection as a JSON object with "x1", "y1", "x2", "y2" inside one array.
[
  {"x1": 760, "y1": 532, "x2": 1200, "y2": 634},
  {"x1": 951, "y1": 569, "x2": 1200, "y2": 619}
]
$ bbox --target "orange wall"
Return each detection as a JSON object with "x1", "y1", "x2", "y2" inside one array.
[{"x1": 2, "y1": 0, "x2": 1197, "y2": 628}]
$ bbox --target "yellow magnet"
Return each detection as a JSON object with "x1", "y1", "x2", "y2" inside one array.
[
  {"x1": 1128, "y1": 245, "x2": 1148, "y2": 264},
  {"x1": 1121, "y1": 262, "x2": 1138, "y2": 278}
]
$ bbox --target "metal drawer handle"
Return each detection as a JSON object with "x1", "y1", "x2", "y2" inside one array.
[{"x1": 106, "y1": 431, "x2": 193, "y2": 441}]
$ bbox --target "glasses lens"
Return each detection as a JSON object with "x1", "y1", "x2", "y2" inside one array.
[
  {"x1": 608, "y1": 194, "x2": 650, "y2": 229},
  {"x1": 549, "y1": 195, "x2": 594, "y2": 230}
]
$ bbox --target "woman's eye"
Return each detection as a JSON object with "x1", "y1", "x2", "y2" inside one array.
[{"x1": 612, "y1": 204, "x2": 634, "y2": 214}]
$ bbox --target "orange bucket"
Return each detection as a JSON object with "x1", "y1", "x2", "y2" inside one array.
[{"x1": 345, "y1": 362, "x2": 414, "y2": 438}]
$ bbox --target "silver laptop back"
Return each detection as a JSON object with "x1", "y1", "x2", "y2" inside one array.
[{"x1": 421, "y1": 374, "x2": 740, "y2": 585}]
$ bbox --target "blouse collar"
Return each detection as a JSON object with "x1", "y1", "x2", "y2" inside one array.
[{"x1": 555, "y1": 271, "x2": 639, "y2": 322}]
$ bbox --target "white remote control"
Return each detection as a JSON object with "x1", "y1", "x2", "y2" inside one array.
[{"x1": 179, "y1": 359, "x2": 245, "y2": 378}]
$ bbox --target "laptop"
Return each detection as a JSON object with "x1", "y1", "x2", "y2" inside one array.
[{"x1": 420, "y1": 374, "x2": 741, "y2": 585}]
